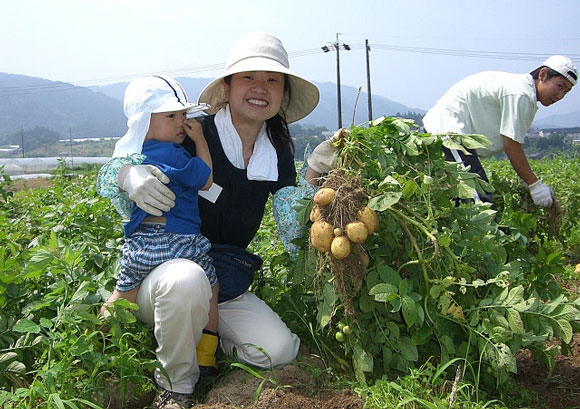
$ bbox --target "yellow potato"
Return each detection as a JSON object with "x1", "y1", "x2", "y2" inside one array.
[
  {"x1": 310, "y1": 221, "x2": 334, "y2": 252},
  {"x1": 345, "y1": 221, "x2": 368, "y2": 243},
  {"x1": 361, "y1": 250, "x2": 370, "y2": 267},
  {"x1": 309, "y1": 206, "x2": 321, "y2": 222},
  {"x1": 575, "y1": 263, "x2": 580, "y2": 274},
  {"x1": 331, "y1": 236, "x2": 351, "y2": 260},
  {"x1": 333, "y1": 227, "x2": 343, "y2": 237},
  {"x1": 357, "y1": 206, "x2": 379, "y2": 234},
  {"x1": 314, "y1": 188, "x2": 336, "y2": 206}
]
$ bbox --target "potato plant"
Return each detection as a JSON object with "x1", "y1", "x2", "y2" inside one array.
[
  {"x1": 293, "y1": 117, "x2": 580, "y2": 386},
  {"x1": 0, "y1": 168, "x2": 158, "y2": 408}
]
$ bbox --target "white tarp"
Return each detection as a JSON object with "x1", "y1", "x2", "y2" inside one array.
[{"x1": 0, "y1": 157, "x2": 110, "y2": 175}]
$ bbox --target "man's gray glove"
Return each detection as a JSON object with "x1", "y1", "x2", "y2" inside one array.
[
  {"x1": 528, "y1": 180, "x2": 553, "y2": 207},
  {"x1": 120, "y1": 165, "x2": 176, "y2": 216},
  {"x1": 307, "y1": 128, "x2": 349, "y2": 174}
]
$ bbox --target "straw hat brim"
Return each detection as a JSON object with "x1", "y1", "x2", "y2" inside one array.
[{"x1": 198, "y1": 56, "x2": 320, "y2": 124}]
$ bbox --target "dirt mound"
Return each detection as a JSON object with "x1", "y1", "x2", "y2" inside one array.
[
  {"x1": 200, "y1": 364, "x2": 363, "y2": 409},
  {"x1": 513, "y1": 332, "x2": 580, "y2": 409}
]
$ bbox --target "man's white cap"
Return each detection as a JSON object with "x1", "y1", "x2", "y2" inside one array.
[
  {"x1": 539, "y1": 55, "x2": 578, "y2": 86},
  {"x1": 113, "y1": 75, "x2": 209, "y2": 157}
]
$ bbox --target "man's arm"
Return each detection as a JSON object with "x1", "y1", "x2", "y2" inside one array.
[
  {"x1": 503, "y1": 136, "x2": 553, "y2": 207},
  {"x1": 503, "y1": 136, "x2": 538, "y2": 185}
]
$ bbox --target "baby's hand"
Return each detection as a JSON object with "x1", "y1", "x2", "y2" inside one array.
[{"x1": 184, "y1": 118, "x2": 204, "y2": 143}]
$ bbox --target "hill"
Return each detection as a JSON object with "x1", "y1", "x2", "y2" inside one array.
[
  {"x1": 0, "y1": 73, "x2": 125, "y2": 139},
  {"x1": 90, "y1": 77, "x2": 425, "y2": 130},
  {"x1": 4, "y1": 72, "x2": 577, "y2": 139},
  {"x1": 533, "y1": 110, "x2": 580, "y2": 129}
]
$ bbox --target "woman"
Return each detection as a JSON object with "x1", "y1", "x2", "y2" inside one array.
[{"x1": 97, "y1": 32, "x2": 338, "y2": 409}]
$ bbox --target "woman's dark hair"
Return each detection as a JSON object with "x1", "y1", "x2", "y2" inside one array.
[
  {"x1": 530, "y1": 66, "x2": 565, "y2": 81},
  {"x1": 223, "y1": 74, "x2": 294, "y2": 154}
]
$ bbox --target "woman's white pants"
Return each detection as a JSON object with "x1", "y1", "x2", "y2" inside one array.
[{"x1": 135, "y1": 258, "x2": 300, "y2": 394}]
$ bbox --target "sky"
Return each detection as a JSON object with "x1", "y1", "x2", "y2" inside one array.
[{"x1": 2, "y1": 0, "x2": 580, "y2": 120}]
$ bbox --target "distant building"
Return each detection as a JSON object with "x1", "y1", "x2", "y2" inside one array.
[
  {"x1": 0, "y1": 145, "x2": 22, "y2": 155},
  {"x1": 529, "y1": 127, "x2": 580, "y2": 139}
]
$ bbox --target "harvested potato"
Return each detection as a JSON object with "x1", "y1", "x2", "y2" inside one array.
[
  {"x1": 310, "y1": 221, "x2": 334, "y2": 252},
  {"x1": 333, "y1": 227, "x2": 343, "y2": 237},
  {"x1": 345, "y1": 221, "x2": 368, "y2": 243},
  {"x1": 576, "y1": 263, "x2": 580, "y2": 274},
  {"x1": 331, "y1": 236, "x2": 351, "y2": 259},
  {"x1": 361, "y1": 250, "x2": 370, "y2": 267},
  {"x1": 314, "y1": 188, "x2": 336, "y2": 206},
  {"x1": 310, "y1": 206, "x2": 321, "y2": 222},
  {"x1": 357, "y1": 206, "x2": 379, "y2": 234}
]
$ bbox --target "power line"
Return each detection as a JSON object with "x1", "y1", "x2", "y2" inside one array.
[{"x1": 1, "y1": 44, "x2": 578, "y2": 97}]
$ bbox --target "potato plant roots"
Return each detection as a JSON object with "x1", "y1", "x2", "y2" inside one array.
[{"x1": 315, "y1": 169, "x2": 369, "y2": 318}]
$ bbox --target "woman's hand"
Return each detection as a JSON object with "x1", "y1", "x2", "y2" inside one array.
[
  {"x1": 305, "y1": 128, "x2": 349, "y2": 184},
  {"x1": 120, "y1": 164, "x2": 176, "y2": 216},
  {"x1": 307, "y1": 128, "x2": 349, "y2": 174}
]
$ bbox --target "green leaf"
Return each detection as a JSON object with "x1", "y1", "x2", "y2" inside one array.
[
  {"x1": 402, "y1": 180, "x2": 418, "y2": 198},
  {"x1": 317, "y1": 282, "x2": 336, "y2": 328},
  {"x1": 505, "y1": 286, "x2": 524, "y2": 306},
  {"x1": 0, "y1": 352, "x2": 17, "y2": 366},
  {"x1": 398, "y1": 279, "x2": 413, "y2": 297},
  {"x1": 554, "y1": 319, "x2": 573, "y2": 344},
  {"x1": 6, "y1": 360, "x2": 26, "y2": 375},
  {"x1": 376, "y1": 265, "x2": 402, "y2": 287},
  {"x1": 13, "y1": 319, "x2": 41, "y2": 334},
  {"x1": 352, "y1": 343, "x2": 373, "y2": 384},
  {"x1": 401, "y1": 295, "x2": 418, "y2": 327},
  {"x1": 398, "y1": 337, "x2": 418, "y2": 362},
  {"x1": 441, "y1": 137, "x2": 466, "y2": 152},
  {"x1": 457, "y1": 180, "x2": 476, "y2": 199},
  {"x1": 410, "y1": 325, "x2": 432, "y2": 345},
  {"x1": 368, "y1": 192, "x2": 402, "y2": 211},
  {"x1": 513, "y1": 298, "x2": 538, "y2": 312},
  {"x1": 369, "y1": 283, "x2": 398, "y2": 303},
  {"x1": 27, "y1": 249, "x2": 54, "y2": 271},
  {"x1": 506, "y1": 309, "x2": 524, "y2": 335},
  {"x1": 462, "y1": 133, "x2": 492, "y2": 147},
  {"x1": 39, "y1": 317, "x2": 53, "y2": 329}
]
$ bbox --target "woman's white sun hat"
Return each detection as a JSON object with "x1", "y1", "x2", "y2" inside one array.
[
  {"x1": 198, "y1": 32, "x2": 320, "y2": 124},
  {"x1": 113, "y1": 75, "x2": 209, "y2": 157}
]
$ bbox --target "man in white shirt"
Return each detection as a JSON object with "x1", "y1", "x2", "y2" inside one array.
[{"x1": 423, "y1": 55, "x2": 577, "y2": 207}]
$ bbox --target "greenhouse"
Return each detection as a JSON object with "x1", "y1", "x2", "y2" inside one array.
[{"x1": 0, "y1": 157, "x2": 109, "y2": 177}]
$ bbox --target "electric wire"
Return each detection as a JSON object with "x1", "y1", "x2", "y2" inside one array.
[{"x1": 1, "y1": 43, "x2": 578, "y2": 97}]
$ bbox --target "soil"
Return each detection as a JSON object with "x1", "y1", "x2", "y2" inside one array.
[
  {"x1": 4, "y1": 177, "x2": 54, "y2": 192},
  {"x1": 10, "y1": 178, "x2": 580, "y2": 409}
]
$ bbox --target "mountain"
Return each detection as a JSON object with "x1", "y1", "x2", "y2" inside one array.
[
  {"x1": 0, "y1": 73, "x2": 125, "y2": 139},
  {"x1": 90, "y1": 77, "x2": 425, "y2": 130},
  {"x1": 532, "y1": 110, "x2": 580, "y2": 129},
  {"x1": 5, "y1": 72, "x2": 577, "y2": 141}
]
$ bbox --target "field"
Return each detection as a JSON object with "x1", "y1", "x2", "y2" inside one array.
[{"x1": 1, "y1": 120, "x2": 580, "y2": 408}]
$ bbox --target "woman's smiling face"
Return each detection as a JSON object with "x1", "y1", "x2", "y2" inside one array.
[{"x1": 224, "y1": 71, "x2": 285, "y2": 126}]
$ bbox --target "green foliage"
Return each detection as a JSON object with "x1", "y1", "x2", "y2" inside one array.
[
  {"x1": 487, "y1": 154, "x2": 580, "y2": 262},
  {"x1": 0, "y1": 171, "x2": 157, "y2": 407},
  {"x1": 356, "y1": 359, "x2": 513, "y2": 408},
  {"x1": 292, "y1": 117, "x2": 580, "y2": 390}
]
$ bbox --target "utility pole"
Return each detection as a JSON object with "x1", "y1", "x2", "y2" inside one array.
[
  {"x1": 365, "y1": 39, "x2": 373, "y2": 122},
  {"x1": 322, "y1": 33, "x2": 351, "y2": 129},
  {"x1": 20, "y1": 125, "x2": 24, "y2": 158},
  {"x1": 69, "y1": 127, "x2": 74, "y2": 168}
]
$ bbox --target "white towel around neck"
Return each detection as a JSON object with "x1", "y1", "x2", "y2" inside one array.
[{"x1": 214, "y1": 105, "x2": 279, "y2": 181}]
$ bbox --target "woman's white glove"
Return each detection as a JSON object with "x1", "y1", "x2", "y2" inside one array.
[
  {"x1": 120, "y1": 165, "x2": 176, "y2": 216},
  {"x1": 307, "y1": 128, "x2": 349, "y2": 174},
  {"x1": 528, "y1": 180, "x2": 553, "y2": 207}
]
